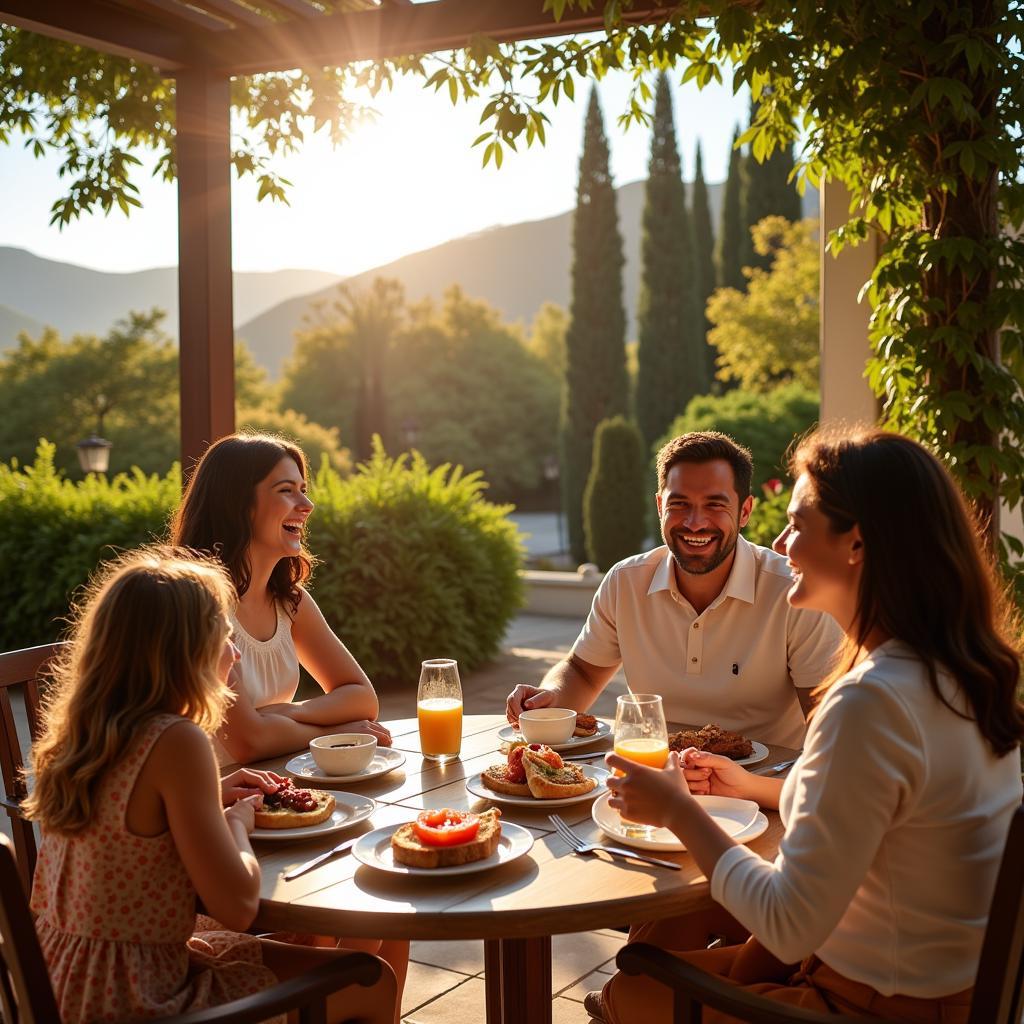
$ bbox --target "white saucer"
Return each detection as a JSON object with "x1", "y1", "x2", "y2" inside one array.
[
  {"x1": 251, "y1": 792, "x2": 377, "y2": 841},
  {"x1": 352, "y1": 821, "x2": 534, "y2": 876},
  {"x1": 497, "y1": 719, "x2": 611, "y2": 751},
  {"x1": 285, "y1": 747, "x2": 407, "y2": 785},
  {"x1": 591, "y1": 792, "x2": 765, "y2": 851},
  {"x1": 465, "y1": 764, "x2": 610, "y2": 807}
]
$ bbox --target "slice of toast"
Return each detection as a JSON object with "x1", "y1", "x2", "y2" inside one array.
[
  {"x1": 391, "y1": 808, "x2": 502, "y2": 868},
  {"x1": 522, "y1": 750, "x2": 597, "y2": 799},
  {"x1": 254, "y1": 789, "x2": 335, "y2": 829},
  {"x1": 573, "y1": 714, "x2": 598, "y2": 737},
  {"x1": 481, "y1": 764, "x2": 532, "y2": 797}
]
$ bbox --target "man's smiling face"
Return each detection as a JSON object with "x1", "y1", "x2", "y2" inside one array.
[{"x1": 657, "y1": 459, "x2": 753, "y2": 576}]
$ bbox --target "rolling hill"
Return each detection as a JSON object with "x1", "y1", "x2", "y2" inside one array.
[{"x1": 0, "y1": 246, "x2": 341, "y2": 347}]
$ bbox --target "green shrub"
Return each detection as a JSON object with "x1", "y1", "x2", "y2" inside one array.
[
  {"x1": 584, "y1": 417, "x2": 648, "y2": 571},
  {"x1": 658, "y1": 384, "x2": 819, "y2": 491},
  {"x1": 0, "y1": 441, "x2": 524, "y2": 683},
  {"x1": 0, "y1": 441, "x2": 178, "y2": 647},
  {"x1": 305, "y1": 440, "x2": 523, "y2": 685},
  {"x1": 745, "y1": 488, "x2": 791, "y2": 547}
]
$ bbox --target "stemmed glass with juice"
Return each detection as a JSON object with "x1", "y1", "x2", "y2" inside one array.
[
  {"x1": 417, "y1": 659, "x2": 463, "y2": 763},
  {"x1": 613, "y1": 693, "x2": 668, "y2": 838}
]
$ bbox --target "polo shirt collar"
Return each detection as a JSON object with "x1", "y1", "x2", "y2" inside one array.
[{"x1": 647, "y1": 535, "x2": 757, "y2": 607}]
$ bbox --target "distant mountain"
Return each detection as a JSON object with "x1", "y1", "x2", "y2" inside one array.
[
  {"x1": 0, "y1": 303, "x2": 44, "y2": 351},
  {"x1": 0, "y1": 247, "x2": 341, "y2": 340},
  {"x1": 239, "y1": 178, "x2": 818, "y2": 376}
]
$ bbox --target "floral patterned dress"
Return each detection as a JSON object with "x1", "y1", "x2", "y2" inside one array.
[{"x1": 31, "y1": 714, "x2": 281, "y2": 1023}]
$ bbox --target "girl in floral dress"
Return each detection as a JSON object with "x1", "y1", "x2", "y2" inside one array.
[{"x1": 24, "y1": 547, "x2": 396, "y2": 1024}]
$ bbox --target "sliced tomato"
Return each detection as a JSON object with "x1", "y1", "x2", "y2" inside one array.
[
  {"x1": 526, "y1": 743, "x2": 563, "y2": 769},
  {"x1": 506, "y1": 746, "x2": 528, "y2": 784},
  {"x1": 413, "y1": 809, "x2": 481, "y2": 847}
]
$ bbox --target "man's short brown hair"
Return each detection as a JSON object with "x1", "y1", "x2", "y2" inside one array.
[{"x1": 655, "y1": 431, "x2": 754, "y2": 499}]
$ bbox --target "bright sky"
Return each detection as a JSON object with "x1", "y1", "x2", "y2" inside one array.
[{"x1": 0, "y1": 64, "x2": 749, "y2": 277}]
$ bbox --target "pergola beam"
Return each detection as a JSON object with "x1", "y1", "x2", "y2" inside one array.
[
  {"x1": 205, "y1": 0, "x2": 680, "y2": 75},
  {"x1": 0, "y1": 0, "x2": 197, "y2": 70},
  {"x1": 176, "y1": 67, "x2": 236, "y2": 474}
]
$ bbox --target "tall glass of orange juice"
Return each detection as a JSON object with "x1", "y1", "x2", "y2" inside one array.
[
  {"x1": 613, "y1": 693, "x2": 668, "y2": 838},
  {"x1": 417, "y1": 659, "x2": 463, "y2": 763}
]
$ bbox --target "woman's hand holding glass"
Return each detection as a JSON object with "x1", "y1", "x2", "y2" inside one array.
[{"x1": 604, "y1": 750, "x2": 695, "y2": 830}]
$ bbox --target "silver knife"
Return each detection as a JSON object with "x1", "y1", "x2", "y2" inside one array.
[
  {"x1": 596, "y1": 845, "x2": 682, "y2": 871},
  {"x1": 752, "y1": 758, "x2": 797, "y2": 776},
  {"x1": 561, "y1": 751, "x2": 608, "y2": 761},
  {"x1": 283, "y1": 837, "x2": 359, "y2": 880}
]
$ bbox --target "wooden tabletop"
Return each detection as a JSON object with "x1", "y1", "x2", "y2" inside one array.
[{"x1": 250, "y1": 714, "x2": 792, "y2": 941}]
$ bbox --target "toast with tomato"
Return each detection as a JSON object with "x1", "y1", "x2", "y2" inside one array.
[
  {"x1": 481, "y1": 744, "x2": 532, "y2": 796},
  {"x1": 391, "y1": 808, "x2": 502, "y2": 868},
  {"x1": 522, "y1": 747, "x2": 597, "y2": 799}
]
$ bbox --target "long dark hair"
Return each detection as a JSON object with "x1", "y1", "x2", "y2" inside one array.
[
  {"x1": 790, "y1": 427, "x2": 1023, "y2": 757},
  {"x1": 169, "y1": 434, "x2": 314, "y2": 613}
]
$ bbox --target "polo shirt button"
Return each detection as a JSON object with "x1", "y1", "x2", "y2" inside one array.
[
  {"x1": 693, "y1": 622, "x2": 700, "y2": 629},
  {"x1": 690, "y1": 657, "x2": 698, "y2": 663}
]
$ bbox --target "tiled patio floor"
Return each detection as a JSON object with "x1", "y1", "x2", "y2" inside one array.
[{"x1": 375, "y1": 613, "x2": 629, "y2": 1023}]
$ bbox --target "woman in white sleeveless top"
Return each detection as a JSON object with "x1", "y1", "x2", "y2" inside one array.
[
  {"x1": 170, "y1": 434, "x2": 408, "y2": 1022},
  {"x1": 171, "y1": 433, "x2": 390, "y2": 765}
]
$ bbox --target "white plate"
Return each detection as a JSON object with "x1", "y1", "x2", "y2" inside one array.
[
  {"x1": 591, "y1": 792, "x2": 764, "y2": 851},
  {"x1": 497, "y1": 719, "x2": 611, "y2": 751},
  {"x1": 733, "y1": 741, "x2": 770, "y2": 768},
  {"x1": 251, "y1": 792, "x2": 377, "y2": 841},
  {"x1": 285, "y1": 747, "x2": 407, "y2": 785},
  {"x1": 352, "y1": 820, "x2": 534, "y2": 877},
  {"x1": 465, "y1": 764, "x2": 610, "y2": 807}
]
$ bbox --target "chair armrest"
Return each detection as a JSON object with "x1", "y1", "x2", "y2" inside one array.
[
  {"x1": 159, "y1": 951, "x2": 383, "y2": 1024},
  {"x1": 0, "y1": 794, "x2": 23, "y2": 815},
  {"x1": 616, "y1": 944, "x2": 900, "y2": 1024}
]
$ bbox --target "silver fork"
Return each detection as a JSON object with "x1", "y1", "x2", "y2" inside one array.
[{"x1": 549, "y1": 814, "x2": 681, "y2": 871}]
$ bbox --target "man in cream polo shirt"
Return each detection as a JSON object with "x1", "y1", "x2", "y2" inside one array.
[{"x1": 507, "y1": 431, "x2": 841, "y2": 748}]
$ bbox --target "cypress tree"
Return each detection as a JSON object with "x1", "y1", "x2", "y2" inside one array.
[
  {"x1": 691, "y1": 141, "x2": 718, "y2": 387},
  {"x1": 561, "y1": 89, "x2": 629, "y2": 563},
  {"x1": 716, "y1": 126, "x2": 745, "y2": 291},
  {"x1": 741, "y1": 96, "x2": 803, "y2": 271},
  {"x1": 635, "y1": 74, "x2": 703, "y2": 453},
  {"x1": 584, "y1": 416, "x2": 648, "y2": 571}
]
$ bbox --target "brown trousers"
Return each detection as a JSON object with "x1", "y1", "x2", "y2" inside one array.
[{"x1": 602, "y1": 913, "x2": 973, "y2": 1024}]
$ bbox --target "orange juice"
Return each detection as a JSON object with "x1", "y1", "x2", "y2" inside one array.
[
  {"x1": 614, "y1": 737, "x2": 669, "y2": 770},
  {"x1": 418, "y1": 697, "x2": 463, "y2": 758}
]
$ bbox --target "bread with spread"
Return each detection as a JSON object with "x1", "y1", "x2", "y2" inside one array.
[{"x1": 391, "y1": 808, "x2": 502, "y2": 868}]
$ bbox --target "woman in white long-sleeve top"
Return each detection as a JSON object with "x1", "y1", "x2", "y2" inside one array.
[{"x1": 599, "y1": 427, "x2": 1024, "y2": 1023}]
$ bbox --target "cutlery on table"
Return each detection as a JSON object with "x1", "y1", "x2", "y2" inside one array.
[
  {"x1": 561, "y1": 751, "x2": 608, "y2": 761},
  {"x1": 548, "y1": 814, "x2": 681, "y2": 871},
  {"x1": 283, "y1": 837, "x2": 359, "y2": 880},
  {"x1": 752, "y1": 758, "x2": 797, "y2": 776}
]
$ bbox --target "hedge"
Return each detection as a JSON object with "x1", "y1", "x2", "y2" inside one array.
[{"x1": 0, "y1": 440, "x2": 523, "y2": 684}]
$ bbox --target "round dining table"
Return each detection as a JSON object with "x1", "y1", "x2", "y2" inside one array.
[{"x1": 244, "y1": 713, "x2": 791, "y2": 1024}]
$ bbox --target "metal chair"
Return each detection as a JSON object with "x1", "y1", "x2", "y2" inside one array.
[
  {"x1": 0, "y1": 833, "x2": 384, "y2": 1024},
  {"x1": 0, "y1": 642, "x2": 64, "y2": 894},
  {"x1": 616, "y1": 804, "x2": 1024, "y2": 1024}
]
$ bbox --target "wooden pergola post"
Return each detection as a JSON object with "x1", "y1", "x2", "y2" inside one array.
[{"x1": 175, "y1": 66, "x2": 235, "y2": 475}]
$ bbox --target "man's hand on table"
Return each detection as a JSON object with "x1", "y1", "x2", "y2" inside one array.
[{"x1": 506, "y1": 684, "x2": 554, "y2": 726}]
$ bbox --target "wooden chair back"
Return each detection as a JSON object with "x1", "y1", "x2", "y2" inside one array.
[
  {"x1": 0, "y1": 643, "x2": 64, "y2": 894},
  {"x1": 617, "y1": 803, "x2": 1024, "y2": 1024},
  {"x1": 969, "y1": 803, "x2": 1024, "y2": 1024},
  {"x1": 0, "y1": 832, "x2": 62, "y2": 1024}
]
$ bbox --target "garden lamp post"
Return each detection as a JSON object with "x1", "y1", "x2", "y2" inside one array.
[
  {"x1": 543, "y1": 454, "x2": 565, "y2": 555},
  {"x1": 76, "y1": 398, "x2": 112, "y2": 474}
]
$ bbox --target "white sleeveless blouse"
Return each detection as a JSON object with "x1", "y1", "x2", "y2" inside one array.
[{"x1": 229, "y1": 603, "x2": 300, "y2": 708}]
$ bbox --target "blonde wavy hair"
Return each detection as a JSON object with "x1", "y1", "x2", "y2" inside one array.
[{"x1": 23, "y1": 547, "x2": 236, "y2": 834}]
